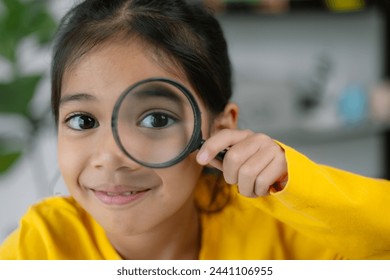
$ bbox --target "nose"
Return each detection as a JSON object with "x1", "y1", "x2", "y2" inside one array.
[{"x1": 90, "y1": 125, "x2": 141, "y2": 171}]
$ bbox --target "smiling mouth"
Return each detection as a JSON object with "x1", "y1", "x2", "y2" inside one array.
[
  {"x1": 104, "y1": 190, "x2": 146, "y2": 196},
  {"x1": 91, "y1": 188, "x2": 151, "y2": 205}
]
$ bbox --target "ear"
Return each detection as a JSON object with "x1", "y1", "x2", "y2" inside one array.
[{"x1": 213, "y1": 102, "x2": 239, "y2": 132}]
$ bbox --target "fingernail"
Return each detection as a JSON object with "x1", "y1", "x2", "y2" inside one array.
[{"x1": 197, "y1": 151, "x2": 209, "y2": 164}]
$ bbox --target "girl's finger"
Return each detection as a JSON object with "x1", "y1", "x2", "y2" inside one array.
[
  {"x1": 221, "y1": 135, "x2": 268, "y2": 184},
  {"x1": 205, "y1": 157, "x2": 223, "y2": 171},
  {"x1": 196, "y1": 129, "x2": 254, "y2": 165},
  {"x1": 235, "y1": 143, "x2": 280, "y2": 197},
  {"x1": 253, "y1": 153, "x2": 288, "y2": 197}
]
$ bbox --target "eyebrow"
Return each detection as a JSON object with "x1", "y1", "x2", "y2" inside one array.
[
  {"x1": 59, "y1": 93, "x2": 97, "y2": 106},
  {"x1": 133, "y1": 87, "x2": 183, "y2": 103}
]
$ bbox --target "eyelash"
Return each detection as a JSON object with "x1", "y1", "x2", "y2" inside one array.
[
  {"x1": 64, "y1": 112, "x2": 99, "y2": 131},
  {"x1": 138, "y1": 111, "x2": 178, "y2": 129}
]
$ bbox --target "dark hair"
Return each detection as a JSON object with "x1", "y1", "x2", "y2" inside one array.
[{"x1": 51, "y1": 0, "x2": 232, "y2": 124}]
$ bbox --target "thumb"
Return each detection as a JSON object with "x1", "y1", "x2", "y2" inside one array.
[{"x1": 196, "y1": 150, "x2": 223, "y2": 171}]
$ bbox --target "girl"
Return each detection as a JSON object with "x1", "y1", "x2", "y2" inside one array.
[{"x1": 1, "y1": 0, "x2": 389, "y2": 259}]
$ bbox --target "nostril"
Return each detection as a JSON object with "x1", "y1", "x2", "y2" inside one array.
[{"x1": 91, "y1": 149, "x2": 142, "y2": 171}]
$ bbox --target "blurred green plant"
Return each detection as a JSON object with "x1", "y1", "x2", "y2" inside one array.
[{"x1": 0, "y1": 0, "x2": 57, "y2": 174}]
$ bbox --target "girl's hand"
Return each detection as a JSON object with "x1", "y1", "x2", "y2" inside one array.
[{"x1": 196, "y1": 129, "x2": 288, "y2": 197}]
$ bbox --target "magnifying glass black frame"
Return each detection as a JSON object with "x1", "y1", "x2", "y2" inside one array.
[{"x1": 111, "y1": 77, "x2": 204, "y2": 168}]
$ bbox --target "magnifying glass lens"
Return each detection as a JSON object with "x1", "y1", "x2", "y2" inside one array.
[{"x1": 113, "y1": 79, "x2": 200, "y2": 168}]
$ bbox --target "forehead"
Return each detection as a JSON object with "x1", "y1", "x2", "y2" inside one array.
[{"x1": 61, "y1": 39, "x2": 188, "y2": 97}]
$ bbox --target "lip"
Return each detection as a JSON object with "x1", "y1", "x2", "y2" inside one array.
[{"x1": 89, "y1": 185, "x2": 152, "y2": 206}]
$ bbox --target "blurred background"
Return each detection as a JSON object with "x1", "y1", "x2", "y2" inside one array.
[{"x1": 1, "y1": 0, "x2": 390, "y2": 243}]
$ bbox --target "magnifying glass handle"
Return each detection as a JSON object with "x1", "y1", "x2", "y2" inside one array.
[
  {"x1": 215, "y1": 148, "x2": 227, "y2": 161},
  {"x1": 199, "y1": 140, "x2": 228, "y2": 162}
]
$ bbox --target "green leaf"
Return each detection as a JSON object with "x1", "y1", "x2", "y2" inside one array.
[
  {"x1": 28, "y1": 6, "x2": 57, "y2": 44},
  {"x1": 0, "y1": 0, "x2": 26, "y2": 62},
  {"x1": 0, "y1": 151, "x2": 21, "y2": 174},
  {"x1": 0, "y1": 75, "x2": 41, "y2": 116},
  {"x1": 0, "y1": 0, "x2": 56, "y2": 62},
  {"x1": 0, "y1": 36, "x2": 18, "y2": 63}
]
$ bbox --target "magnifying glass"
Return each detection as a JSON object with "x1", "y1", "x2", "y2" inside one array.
[{"x1": 111, "y1": 77, "x2": 226, "y2": 168}]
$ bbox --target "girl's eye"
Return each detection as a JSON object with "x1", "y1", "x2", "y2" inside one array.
[
  {"x1": 65, "y1": 114, "x2": 99, "y2": 131},
  {"x1": 138, "y1": 112, "x2": 177, "y2": 129}
]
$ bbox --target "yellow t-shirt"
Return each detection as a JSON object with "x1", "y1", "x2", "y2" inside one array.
[{"x1": 1, "y1": 143, "x2": 389, "y2": 259}]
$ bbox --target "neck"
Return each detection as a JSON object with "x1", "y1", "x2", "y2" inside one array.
[{"x1": 107, "y1": 202, "x2": 201, "y2": 260}]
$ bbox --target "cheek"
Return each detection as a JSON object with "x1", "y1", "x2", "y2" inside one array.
[
  {"x1": 157, "y1": 153, "x2": 203, "y2": 201},
  {"x1": 199, "y1": 109, "x2": 216, "y2": 139},
  {"x1": 57, "y1": 135, "x2": 84, "y2": 189}
]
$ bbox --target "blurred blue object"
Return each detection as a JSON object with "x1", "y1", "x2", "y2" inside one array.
[{"x1": 338, "y1": 83, "x2": 368, "y2": 125}]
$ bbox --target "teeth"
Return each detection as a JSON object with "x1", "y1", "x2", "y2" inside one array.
[
  {"x1": 122, "y1": 191, "x2": 135, "y2": 196},
  {"x1": 106, "y1": 192, "x2": 117, "y2": 196},
  {"x1": 106, "y1": 191, "x2": 136, "y2": 196}
]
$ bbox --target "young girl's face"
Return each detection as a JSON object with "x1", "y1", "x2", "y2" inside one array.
[{"x1": 58, "y1": 40, "x2": 209, "y2": 235}]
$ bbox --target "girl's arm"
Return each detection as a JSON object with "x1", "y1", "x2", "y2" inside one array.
[
  {"x1": 197, "y1": 129, "x2": 390, "y2": 259},
  {"x1": 258, "y1": 143, "x2": 390, "y2": 259}
]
